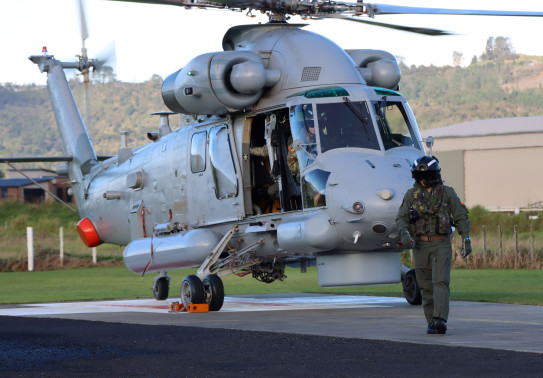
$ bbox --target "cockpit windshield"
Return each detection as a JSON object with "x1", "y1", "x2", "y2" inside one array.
[
  {"x1": 316, "y1": 101, "x2": 380, "y2": 153},
  {"x1": 373, "y1": 98, "x2": 421, "y2": 151}
]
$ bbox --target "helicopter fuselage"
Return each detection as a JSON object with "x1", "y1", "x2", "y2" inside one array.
[{"x1": 32, "y1": 23, "x2": 426, "y2": 302}]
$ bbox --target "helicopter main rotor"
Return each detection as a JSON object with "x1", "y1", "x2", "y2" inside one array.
[{"x1": 108, "y1": 0, "x2": 543, "y2": 35}]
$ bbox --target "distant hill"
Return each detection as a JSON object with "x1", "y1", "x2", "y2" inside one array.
[{"x1": 1, "y1": 55, "x2": 543, "y2": 168}]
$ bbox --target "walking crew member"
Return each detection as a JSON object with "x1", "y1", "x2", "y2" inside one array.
[{"x1": 396, "y1": 156, "x2": 471, "y2": 335}]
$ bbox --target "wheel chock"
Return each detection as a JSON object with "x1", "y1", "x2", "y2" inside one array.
[
  {"x1": 169, "y1": 302, "x2": 209, "y2": 313},
  {"x1": 186, "y1": 303, "x2": 209, "y2": 313},
  {"x1": 170, "y1": 302, "x2": 185, "y2": 312}
]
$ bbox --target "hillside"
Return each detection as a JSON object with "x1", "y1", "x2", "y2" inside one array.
[{"x1": 1, "y1": 55, "x2": 543, "y2": 165}]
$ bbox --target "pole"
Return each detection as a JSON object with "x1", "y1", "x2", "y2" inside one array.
[
  {"x1": 514, "y1": 225, "x2": 518, "y2": 269},
  {"x1": 530, "y1": 224, "x2": 534, "y2": 266},
  {"x1": 482, "y1": 225, "x2": 486, "y2": 267},
  {"x1": 27, "y1": 227, "x2": 34, "y2": 272},
  {"x1": 498, "y1": 225, "x2": 502, "y2": 267},
  {"x1": 60, "y1": 226, "x2": 64, "y2": 267},
  {"x1": 92, "y1": 247, "x2": 97, "y2": 264}
]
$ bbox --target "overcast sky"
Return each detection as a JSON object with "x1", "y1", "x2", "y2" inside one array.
[{"x1": 1, "y1": 0, "x2": 542, "y2": 84}]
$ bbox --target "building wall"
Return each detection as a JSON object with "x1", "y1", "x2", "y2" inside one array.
[
  {"x1": 430, "y1": 132, "x2": 543, "y2": 210},
  {"x1": 464, "y1": 146, "x2": 543, "y2": 210},
  {"x1": 434, "y1": 150, "x2": 465, "y2": 202}
]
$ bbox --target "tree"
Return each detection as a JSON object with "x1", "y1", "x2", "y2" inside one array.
[
  {"x1": 494, "y1": 37, "x2": 515, "y2": 60},
  {"x1": 452, "y1": 51, "x2": 464, "y2": 67},
  {"x1": 481, "y1": 36, "x2": 516, "y2": 61}
]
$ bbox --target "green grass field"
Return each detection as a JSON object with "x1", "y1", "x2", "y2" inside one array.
[{"x1": 1, "y1": 266, "x2": 542, "y2": 305}]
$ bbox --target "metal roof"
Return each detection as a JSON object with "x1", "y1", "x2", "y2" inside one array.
[
  {"x1": 0, "y1": 177, "x2": 55, "y2": 188},
  {"x1": 420, "y1": 115, "x2": 543, "y2": 139}
]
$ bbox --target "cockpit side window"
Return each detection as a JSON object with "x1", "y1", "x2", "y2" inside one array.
[
  {"x1": 317, "y1": 101, "x2": 380, "y2": 152},
  {"x1": 374, "y1": 99, "x2": 421, "y2": 151},
  {"x1": 289, "y1": 104, "x2": 317, "y2": 170}
]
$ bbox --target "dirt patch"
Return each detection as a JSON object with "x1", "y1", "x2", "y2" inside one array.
[{"x1": 0, "y1": 249, "x2": 123, "y2": 272}]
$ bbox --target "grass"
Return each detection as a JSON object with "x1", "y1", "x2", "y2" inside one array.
[{"x1": 1, "y1": 266, "x2": 542, "y2": 305}]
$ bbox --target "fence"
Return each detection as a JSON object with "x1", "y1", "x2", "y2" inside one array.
[{"x1": 451, "y1": 224, "x2": 542, "y2": 269}]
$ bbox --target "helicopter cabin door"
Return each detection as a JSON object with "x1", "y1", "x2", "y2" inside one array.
[{"x1": 186, "y1": 124, "x2": 241, "y2": 226}]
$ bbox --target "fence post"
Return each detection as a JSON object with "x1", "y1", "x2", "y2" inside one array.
[
  {"x1": 482, "y1": 225, "x2": 486, "y2": 267},
  {"x1": 27, "y1": 227, "x2": 34, "y2": 272},
  {"x1": 530, "y1": 224, "x2": 534, "y2": 266},
  {"x1": 498, "y1": 225, "x2": 502, "y2": 265},
  {"x1": 59, "y1": 226, "x2": 64, "y2": 267},
  {"x1": 514, "y1": 225, "x2": 518, "y2": 269}
]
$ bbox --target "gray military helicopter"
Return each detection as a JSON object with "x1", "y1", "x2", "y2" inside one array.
[{"x1": 15, "y1": 1, "x2": 543, "y2": 311}]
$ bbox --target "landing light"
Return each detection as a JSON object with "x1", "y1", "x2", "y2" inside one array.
[{"x1": 352, "y1": 202, "x2": 364, "y2": 214}]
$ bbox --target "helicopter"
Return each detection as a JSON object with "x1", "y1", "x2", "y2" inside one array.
[{"x1": 12, "y1": 0, "x2": 543, "y2": 311}]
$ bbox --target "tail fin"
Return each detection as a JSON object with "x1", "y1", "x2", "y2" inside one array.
[{"x1": 29, "y1": 54, "x2": 98, "y2": 177}]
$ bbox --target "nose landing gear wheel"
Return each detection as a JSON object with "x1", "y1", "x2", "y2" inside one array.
[
  {"x1": 180, "y1": 275, "x2": 205, "y2": 308},
  {"x1": 203, "y1": 274, "x2": 224, "y2": 311}
]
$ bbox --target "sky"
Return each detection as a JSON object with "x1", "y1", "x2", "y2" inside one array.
[{"x1": 0, "y1": 0, "x2": 542, "y2": 85}]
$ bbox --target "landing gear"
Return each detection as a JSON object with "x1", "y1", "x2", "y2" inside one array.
[
  {"x1": 152, "y1": 274, "x2": 170, "y2": 300},
  {"x1": 203, "y1": 274, "x2": 224, "y2": 311},
  {"x1": 180, "y1": 275, "x2": 205, "y2": 308},
  {"x1": 402, "y1": 269, "x2": 422, "y2": 305}
]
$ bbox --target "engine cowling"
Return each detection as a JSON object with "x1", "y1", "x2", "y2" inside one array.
[
  {"x1": 162, "y1": 51, "x2": 280, "y2": 115},
  {"x1": 346, "y1": 49, "x2": 401, "y2": 90}
]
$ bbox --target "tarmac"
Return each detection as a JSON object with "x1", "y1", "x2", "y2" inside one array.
[{"x1": 2, "y1": 293, "x2": 542, "y2": 354}]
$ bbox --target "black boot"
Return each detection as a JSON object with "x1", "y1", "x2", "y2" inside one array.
[
  {"x1": 426, "y1": 322, "x2": 437, "y2": 334},
  {"x1": 433, "y1": 318, "x2": 447, "y2": 334}
]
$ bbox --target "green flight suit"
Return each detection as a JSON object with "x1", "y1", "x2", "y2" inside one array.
[{"x1": 396, "y1": 182, "x2": 470, "y2": 323}]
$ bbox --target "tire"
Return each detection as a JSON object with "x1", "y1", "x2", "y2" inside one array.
[
  {"x1": 180, "y1": 275, "x2": 205, "y2": 308},
  {"x1": 203, "y1": 274, "x2": 225, "y2": 311},
  {"x1": 402, "y1": 269, "x2": 422, "y2": 305},
  {"x1": 153, "y1": 277, "x2": 169, "y2": 300}
]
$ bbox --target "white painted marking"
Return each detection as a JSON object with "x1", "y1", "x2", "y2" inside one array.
[{"x1": 0, "y1": 295, "x2": 406, "y2": 317}]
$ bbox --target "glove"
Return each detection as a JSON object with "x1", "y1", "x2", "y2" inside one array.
[
  {"x1": 461, "y1": 237, "x2": 472, "y2": 258},
  {"x1": 400, "y1": 230, "x2": 414, "y2": 249}
]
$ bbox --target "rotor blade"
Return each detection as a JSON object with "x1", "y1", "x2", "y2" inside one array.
[
  {"x1": 330, "y1": 15, "x2": 451, "y2": 36},
  {"x1": 94, "y1": 40, "x2": 117, "y2": 73},
  {"x1": 77, "y1": 0, "x2": 89, "y2": 42},
  {"x1": 365, "y1": 4, "x2": 543, "y2": 17}
]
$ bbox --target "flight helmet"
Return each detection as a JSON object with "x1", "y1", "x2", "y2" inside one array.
[{"x1": 412, "y1": 155, "x2": 442, "y2": 186}]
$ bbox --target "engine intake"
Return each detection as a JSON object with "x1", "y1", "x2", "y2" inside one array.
[
  {"x1": 347, "y1": 49, "x2": 401, "y2": 90},
  {"x1": 162, "y1": 51, "x2": 280, "y2": 115}
]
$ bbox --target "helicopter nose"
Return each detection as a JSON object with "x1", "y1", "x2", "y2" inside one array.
[{"x1": 324, "y1": 153, "x2": 414, "y2": 250}]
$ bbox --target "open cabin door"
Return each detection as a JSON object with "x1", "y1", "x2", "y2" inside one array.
[{"x1": 186, "y1": 123, "x2": 242, "y2": 226}]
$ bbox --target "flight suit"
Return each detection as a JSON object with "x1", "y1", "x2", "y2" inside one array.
[{"x1": 396, "y1": 182, "x2": 470, "y2": 324}]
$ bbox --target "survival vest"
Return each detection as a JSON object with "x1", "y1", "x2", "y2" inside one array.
[{"x1": 409, "y1": 184, "x2": 453, "y2": 236}]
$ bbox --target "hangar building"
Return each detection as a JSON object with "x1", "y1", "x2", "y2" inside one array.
[{"x1": 420, "y1": 116, "x2": 543, "y2": 212}]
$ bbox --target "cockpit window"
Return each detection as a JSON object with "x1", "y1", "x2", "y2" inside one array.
[
  {"x1": 374, "y1": 99, "x2": 421, "y2": 150},
  {"x1": 289, "y1": 104, "x2": 317, "y2": 170},
  {"x1": 302, "y1": 169, "x2": 330, "y2": 209},
  {"x1": 317, "y1": 101, "x2": 380, "y2": 152}
]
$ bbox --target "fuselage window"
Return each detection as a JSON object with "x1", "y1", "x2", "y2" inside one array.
[
  {"x1": 373, "y1": 100, "x2": 421, "y2": 150},
  {"x1": 317, "y1": 101, "x2": 380, "y2": 152},
  {"x1": 190, "y1": 131, "x2": 207, "y2": 173},
  {"x1": 209, "y1": 125, "x2": 238, "y2": 199}
]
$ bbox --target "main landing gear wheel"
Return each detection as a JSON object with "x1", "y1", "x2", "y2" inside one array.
[
  {"x1": 402, "y1": 269, "x2": 422, "y2": 305},
  {"x1": 203, "y1": 274, "x2": 225, "y2": 311},
  {"x1": 153, "y1": 276, "x2": 170, "y2": 300},
  {"x1": 180, "y1": 275, "x2": 205, "y2": 308}
]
